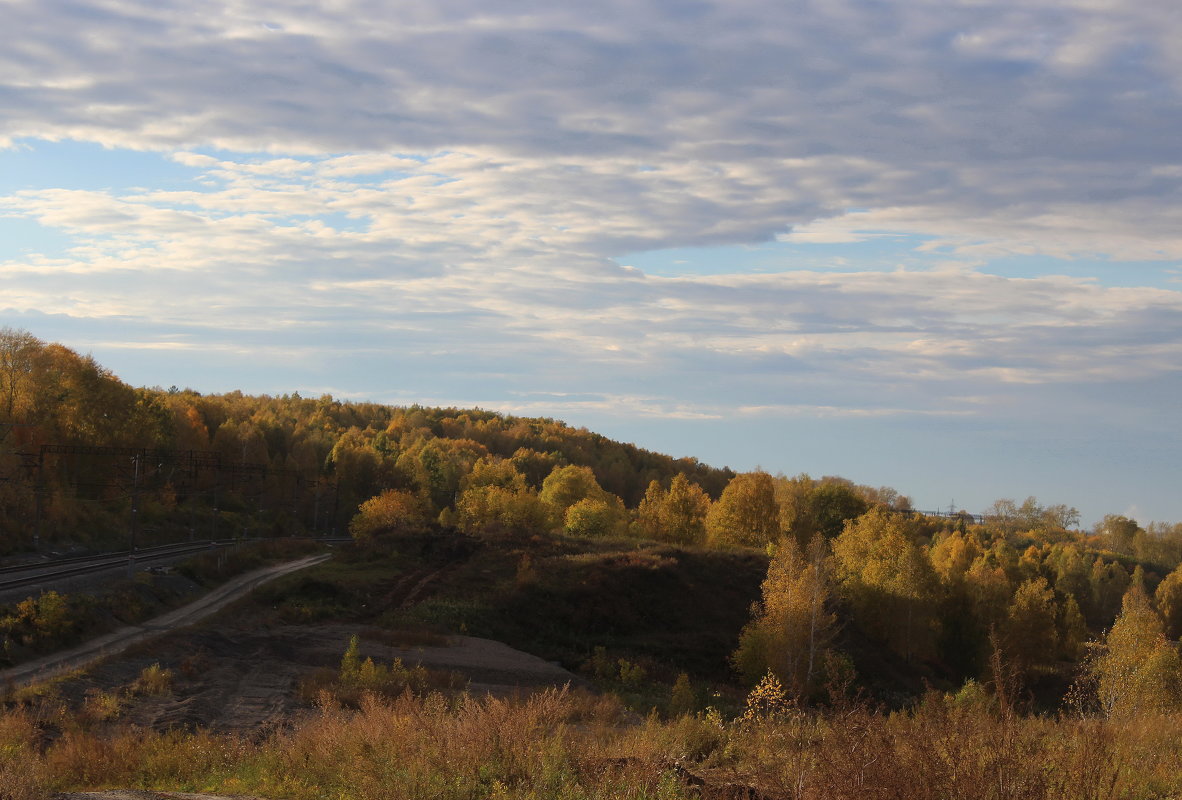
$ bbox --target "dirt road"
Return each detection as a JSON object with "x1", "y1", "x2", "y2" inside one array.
[{"x1": 0, "y1": 553, "x2": 332, "y2": 690}]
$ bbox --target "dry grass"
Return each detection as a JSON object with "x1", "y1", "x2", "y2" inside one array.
[
  {"x1": 130, "y1": 663, "x2": 174, "y2": 696},
  {"x1": 0, "y1": 706, "x2": 48, "y2": 800},
  {"x1": 358, "y1": 625, "x2": 451, "y2": 649},
  {"x1": 4, "y1": 687, "x2": 1182, "y2": 799},
  {"x1": 80, "y1": 688, "x2": 123, "y2": 723},
  {"x1": 295, "y1": 634, "x2": 467, "y2": 707}
]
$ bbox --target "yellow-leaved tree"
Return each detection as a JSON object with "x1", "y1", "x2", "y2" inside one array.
[
  {"x1": 733, "y1": 535, "x2": 835, "y2": 699},
  {"x1": 1000, "y1": 576, "x2": 1059, "y2": 678},
  {"x1": 563, "y1": 496, "x2": 626, "y2": 537},
  {"x1": 1089, "y1": 582, "x2": 1182, "y2": 719},
  {"x1": 832, "y1": 507, "x2": 939, "y2": 663},
  {"x1": 0, "y1": 327, "x2": 39, "y2": 424},
  {"x1": 540, "y1": 465, "x2": 607, "y2": 517},
  {"x1": 539, "y1": 465, "x2": 626, "y2": 536},
  {"x1": 705, "y1": 471, "x2": 780, "y2": 548},
  {"x1": 1154, "y1": 562, "x2": 1182, "y2": 639},
  {"x1": 455, "y1": 457, "x2": 550, "y2": 536},
  {"x1": 634, "y1": 473, "x2": 711, "y2": 544}
]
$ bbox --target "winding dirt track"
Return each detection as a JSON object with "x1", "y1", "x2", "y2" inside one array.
[{"x1": 0, "y1": 553, "x2": 332, "y2": 690}]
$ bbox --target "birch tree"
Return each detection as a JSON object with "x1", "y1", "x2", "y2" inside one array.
[
  {"x1": 706, "y1": 470, "x2": 780, "y2": 547},
  {"x1": 1090, "y1": 582, "x2": 1182, "y2": 718},
  {"x1": 733, "y1": 535, "x2": 835, "y2": 698}
]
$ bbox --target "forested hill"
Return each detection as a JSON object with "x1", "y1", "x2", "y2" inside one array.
[
  {"x1": 10, "y1": 327, "x2": 1182, "y2": 707},
  {"x1": 0, "y1": 327, "x2": 734, "y2": 550}
]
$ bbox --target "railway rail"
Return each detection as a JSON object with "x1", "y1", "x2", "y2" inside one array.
[
  {"x1": 0, "y1": 540, "x2": 234, "y2": 592},
  {"x1": 0, "y1": 537, "x2": 349, "y2": 594}
]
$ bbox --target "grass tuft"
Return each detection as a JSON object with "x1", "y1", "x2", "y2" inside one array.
[{"x1": 131, "y1": 663, "x2": 174, "y2": 696}]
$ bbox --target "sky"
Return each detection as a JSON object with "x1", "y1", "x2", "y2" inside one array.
[{"x1": 2, "y1": 0, "x2": 1181, "y2": 526}]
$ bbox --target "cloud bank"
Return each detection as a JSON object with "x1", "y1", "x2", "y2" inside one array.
[
  {"x1": 4, "y1": 0, "x2": 1181, "y2": 256},
  {"x1": 2, "y1": 0, "x2": 1181, "y2": 517},
  {"x1": 5, "y1": 151, "x2": 1180, "y2": 417}
]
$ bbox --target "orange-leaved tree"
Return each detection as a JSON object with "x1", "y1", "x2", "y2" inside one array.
[{"x1": 349, "y1": 489, "x2": 427, "y2": 542}]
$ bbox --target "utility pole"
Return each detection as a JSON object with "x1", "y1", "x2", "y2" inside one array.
[
  {"x1": 128, "y1": 454, "x2": 140, "y2": 578},
  {"x1": 330, "y1": 480, "x2": 339, "y2": 538},
  {"x1": 312, "y1": 480, "x2": 321, "y2": 537},
  {"x1": 211, "y1": 486, "x2": 219, "y2": 541},
  {"x1": 33, "y1": 487, "x2": 42, "y2": 551}
]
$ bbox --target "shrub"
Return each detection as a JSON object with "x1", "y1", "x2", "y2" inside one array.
[
  {"x1": 349, "y1": 490, "x2": 427, "y2": 542},
  {"x1": 669, "y1": 672, "x2": 696, "y2": 716},
  {"x1": 132, "y1": 663, "x2": 174, "y2": 696},
  {"x1": 302, "y1": 635, "x2": 464, "y2": 706}
]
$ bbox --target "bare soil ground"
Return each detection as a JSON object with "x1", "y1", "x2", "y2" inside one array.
[
  {"x1": 48, "y1": 620, "x2": 582, "y2": 734},
  {"x1": 43, "y1": 549, "x2": 584, "y2": 800},
  {"x1": 18, "y1": 542, "x2": 579, "y2": 739}
]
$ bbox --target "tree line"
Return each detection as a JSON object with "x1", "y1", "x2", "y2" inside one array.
[{"x1": 0, "y1": 328, "x2": 732, "y2": 549}]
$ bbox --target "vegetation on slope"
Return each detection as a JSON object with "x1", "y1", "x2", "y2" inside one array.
[
  {"x1": 6, "y1": 684, "x2": 1182, "y2": 799},
  {"x1": 8, "y1": 326, "x2": 1182, "y2": 706}
]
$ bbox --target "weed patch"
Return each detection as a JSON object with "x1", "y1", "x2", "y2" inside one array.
[
  {"x1": 297, "y1": 634, "x2": 466, "y2": 707},
  {"x1": 131, "y1": 663, "x2": 174, "y2": 697},
  {"x1": 5, "y1": 689, "x2": 1181, "y2": 799}
]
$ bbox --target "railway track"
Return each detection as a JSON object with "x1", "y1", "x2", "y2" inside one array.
[
  {"x1": 0, "y1": 537, "x2": 351, "y2": 596},
  {"x1": 0, "y1": 552, "x2": 334, "y2": 689},
  {"x1": 0, "y1": 540, "x2": 237, "y2": 593}
]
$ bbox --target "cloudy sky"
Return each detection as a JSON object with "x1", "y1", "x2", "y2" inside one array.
[{"x1": 2, "y1": 0, "x2": 1181, "y2": 525}]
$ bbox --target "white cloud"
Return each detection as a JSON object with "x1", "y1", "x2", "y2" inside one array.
[
  {"x1": 0, "y1": 0, "x2": 1177, "y2": 262},
  {"x1": 2, "y1": 0, "x2": 1182, "y2": 524},
  {"x1": 4, "y1": 147, "x2": 1182, "y2": 428}
]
